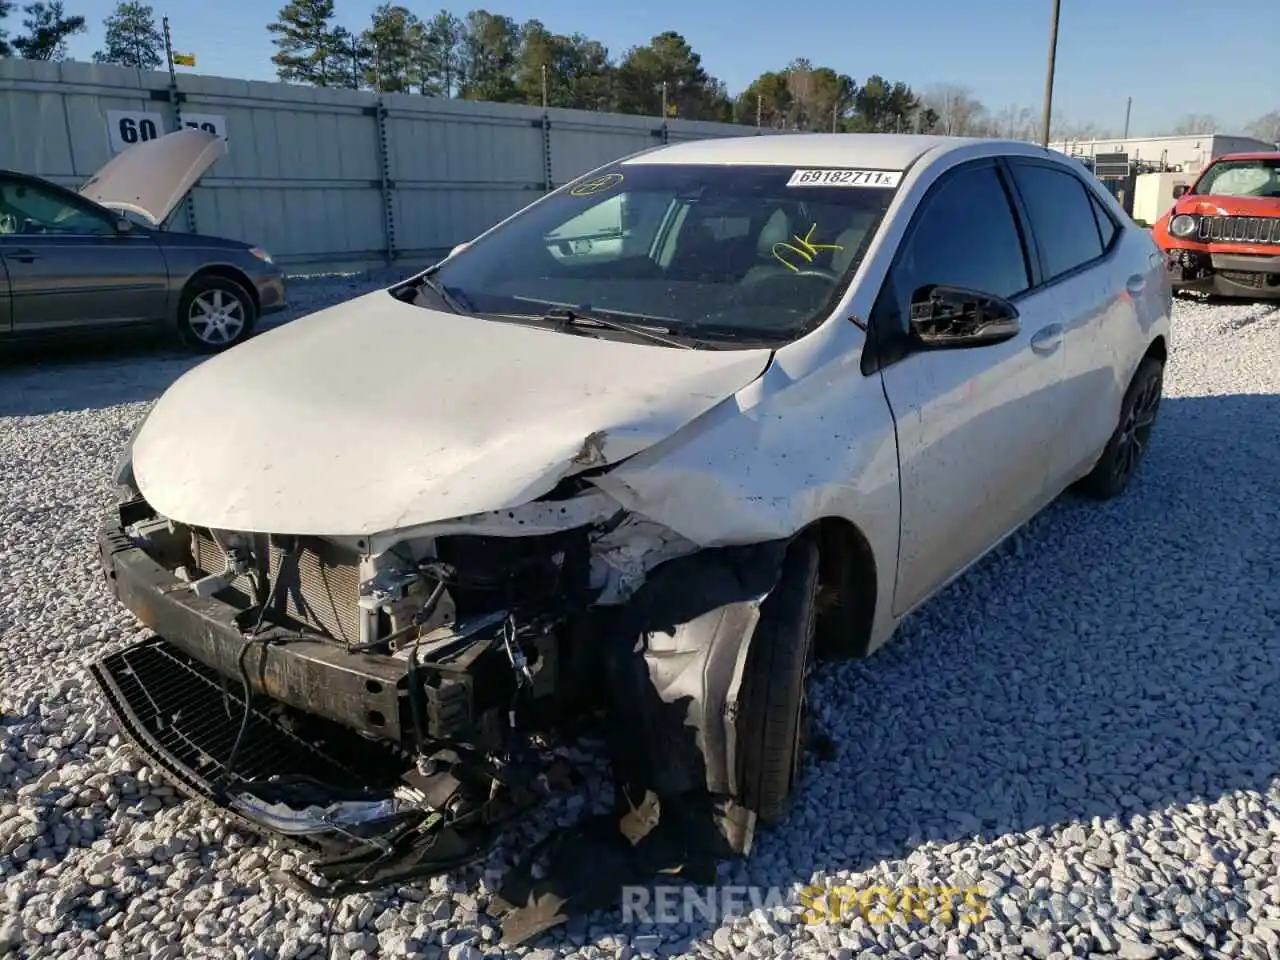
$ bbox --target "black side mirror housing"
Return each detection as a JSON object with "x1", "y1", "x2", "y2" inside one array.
[
  {"x1": 1172, "y1": 184, "x2": 1190, "y2": 199},
  {"x1": 908, "y1": 284, "x2": 1021, "y2": 349}
]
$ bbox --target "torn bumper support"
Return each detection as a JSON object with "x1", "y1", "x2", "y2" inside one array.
[{"x1": 490, "y1": 542, "x2": 789, "y2": 945}]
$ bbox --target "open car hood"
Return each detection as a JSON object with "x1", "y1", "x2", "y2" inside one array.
[
  {"x1": 79, "y1": 128, "x2": 226, "y2": 227},
  {"x1": 131, "y1": 291, "x2": 774, "y2": 537}
]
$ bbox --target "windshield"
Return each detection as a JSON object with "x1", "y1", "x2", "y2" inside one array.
[
  {"x1": 1192, "y1": 158, "x2": 1280, "y2": 198},
  {"x1": 426, "y1": 162, "x2": 899, "y2": 343}
]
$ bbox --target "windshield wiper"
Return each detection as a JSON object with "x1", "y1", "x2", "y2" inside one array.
[
  {"x1": 538, "y1": 306, "x2": 698, "y2": 350},
  {"x1": 415, "y1": 271, "x2": 471, "y2": 314}
]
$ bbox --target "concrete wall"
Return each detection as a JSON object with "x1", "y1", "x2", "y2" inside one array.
[{"x1": 0, "y1": 59, "x2": 776, "y2": 271}]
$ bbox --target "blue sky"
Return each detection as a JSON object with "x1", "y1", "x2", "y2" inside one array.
[{"x1": 59, "y1": 0, "x2": 1278, "y2": 135}]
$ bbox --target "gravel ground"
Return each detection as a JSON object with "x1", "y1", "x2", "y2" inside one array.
[{"x1": 1, "y1": 281, "x2": 1278, "y2": 960}]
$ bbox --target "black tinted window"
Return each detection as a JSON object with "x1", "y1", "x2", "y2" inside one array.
[
  {"x1": 1010, "y1": 162, "x2": 1105, "y2": 279},
  {"x1": 1090, "y1": 193, "x2": 1117, "y2": 249},
  {"x1": 892, "y1": 163, "x2": 1030, "y2": 304}
]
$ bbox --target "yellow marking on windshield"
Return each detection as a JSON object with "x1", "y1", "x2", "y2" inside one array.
[
  {"x1": 570, "y1": 173, "x2": 624, "y2": 197},
  {"x1": 772, "y1": 223, "x2": 844, "y2": 272}
]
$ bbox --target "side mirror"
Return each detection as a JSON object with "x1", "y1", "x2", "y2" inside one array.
[
  {"x1": 114, "y1": 217, "x2": 133, "y2": 235},
  {"x1": 908, "y1": 285, "x2": 1020, "y2": 350},
  {"x1": 1172, "y1": 184, "x2": 1190, "y2": 199}
]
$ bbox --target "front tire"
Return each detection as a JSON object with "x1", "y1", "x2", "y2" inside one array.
[
  {"x1": 177, "y1": 275, "x2": 256, "y2": 352},
  {"x1": 1076, "y1": 355, "x2": 1164, "y2": 500},
  {"x1": 737, "y1": 534, "x2": 820, "y2": 827}
]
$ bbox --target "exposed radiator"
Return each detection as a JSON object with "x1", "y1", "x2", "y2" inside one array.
[{"x1": 191, "y1": 530, "x2": 361, "y2": 643}]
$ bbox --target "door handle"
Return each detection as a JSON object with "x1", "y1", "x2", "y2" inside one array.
[
  {"x1": 7, "y1": 248, "x2": 39, "y2": 263},
  {"x1": 1126, "y1": 273, "x2": 1146, "y2": 295},
  {"x1": 1030, "y1": 323, "x2": 1063, "y2": 354}
]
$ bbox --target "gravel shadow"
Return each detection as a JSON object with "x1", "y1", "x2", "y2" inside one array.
[{"x1": 738, "y1": 389, "x2": 1280, "y2": 888}]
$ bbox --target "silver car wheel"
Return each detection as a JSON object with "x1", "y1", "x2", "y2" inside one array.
[{"x1": 188, "y1": 289, "x2": 247, "y2": 346}]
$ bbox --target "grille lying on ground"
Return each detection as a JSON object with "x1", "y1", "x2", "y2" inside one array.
[
  {"x1": 89, "y1": 636, "x2": 406, "y2": 849},
  {"x1": 191, "y1": 529, "x2": 362, "y2": 642}
]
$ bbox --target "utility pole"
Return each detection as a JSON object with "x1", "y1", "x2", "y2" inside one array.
[
  {"x1": 660, "y1": 81, "x2": 667, "y2": 120},
  {"x1": 541, "y1": 64, "x2": 548, "y2": 109},
  {"x1": 756, "y1": 93, "x2": 762, "y2": 127},
  {"x1": 162, "y1": 15, "x2": 175, "y2": 82},
  {"x1": 161, "y1": 16, "x2": 197, "y2": 233},
  {"x1": 832, "y1": 101, "x2": 839, "y2": 133},
  {"x1": 1039, "y1": 0, "x2": 1061, "y2": 147},
  {"x1": 1123, "y1": 97, "x2": 1132, "y2": 139}
]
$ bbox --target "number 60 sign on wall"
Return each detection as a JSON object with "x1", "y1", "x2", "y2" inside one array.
[{"x1": 105, "y1": 110, "x2": 228, "y2": 154}]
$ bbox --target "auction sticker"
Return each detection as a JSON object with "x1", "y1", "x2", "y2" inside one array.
[{"x1": 787, "y1": 169, "x2": 902, "y2": 188}]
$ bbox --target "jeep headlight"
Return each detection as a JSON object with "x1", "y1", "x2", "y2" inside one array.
[{"x1": 1169, "y1": 214, "x2": 1199, "y2": 239}]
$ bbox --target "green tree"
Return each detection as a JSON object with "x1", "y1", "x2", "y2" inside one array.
[
  {"x1": 419, "y1": 10, "x2": 463, "y2": 96},
  {"x1": 850, "y1": 74, "x2": 922, "y2": 133},
  {"x1": 735, "y1": 70, "x2": 792, "y2": 127},
  {"x1": 457, "y1": 9, "x2": 520, "y2": 102},
  {"x1": 1, "y1": 0, "x2": 14, "y2": 57},
  {"x1": 361, "y1": 3, "x2": 422, "y2": 92},
  {"x1": 12, "y1": 1, "x2": 85, "y2": 60},
  {"x1": 92, "y1": 1, "x2": 162, "y2": 70},
  {"x1": 614, "y1": 31, "x2": 725, "y2": 121},
  {"x1": 328, "y1": 26, "x2": 367, "y2": 89},
  {"x1": 268, "y1": 0, "x2": 347, "y2": 86},
  {"x1": 514, "y1": 20, "x2": 613, "y2": 110},
  {"x1": 782, "y1": 59, "x2": 855, "y2": 131}
]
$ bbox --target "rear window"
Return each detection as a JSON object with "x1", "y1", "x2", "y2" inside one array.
[
  {"x1": 1009, "y1": 162, "x2": 1105, "y2": 281},
  {"x1": 429, "y1": 163, "x2": 902, "y2": 343}
]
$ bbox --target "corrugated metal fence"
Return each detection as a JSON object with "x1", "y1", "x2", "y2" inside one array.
[{"x1": 0, "y1": 59, "x2": 771, "y2": 270}]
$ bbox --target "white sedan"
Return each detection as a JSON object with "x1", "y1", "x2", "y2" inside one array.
[{"x1": 94, "y1": 133, "x2": 1171, "y2": 941}]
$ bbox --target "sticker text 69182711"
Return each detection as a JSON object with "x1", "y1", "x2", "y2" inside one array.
[{"x1": 787, "y1": 169, "x2": 903, "y2": 188}]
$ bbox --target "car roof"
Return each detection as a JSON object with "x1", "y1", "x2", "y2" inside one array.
[
  {"x1": 624, "y1": 133, "x2": 1008, "y2": 168},
  {"x1": 1208, "y1": 151, "x2": 1280, "y2": 162}
]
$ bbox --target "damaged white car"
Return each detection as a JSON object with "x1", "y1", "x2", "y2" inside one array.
[{"x1": 93, "y1": 133, "x2": 1171, "y2": 943}]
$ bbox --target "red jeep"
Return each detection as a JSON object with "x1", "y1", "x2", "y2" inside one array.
[{"x1": 1152, "y1": 152, "x2": 1280, "y2": 299}]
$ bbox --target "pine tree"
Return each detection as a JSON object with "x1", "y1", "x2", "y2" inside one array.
[
  {"x1": 92, "y1": 1, "x2": 163, "y2": 70},
  {"x1": 12, "y1": 1, "x2": 86, "y2": 61},
  {"x1": 268, "y1": 0, "x2": 345, "y2": 86},
  {"x1": 0, "y1": 0, "x2": 15, "y2": 58}
]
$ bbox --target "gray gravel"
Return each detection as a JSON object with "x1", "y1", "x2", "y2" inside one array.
[{"x1": 2, "y1": 283, "x2": 1278, "y2": 960}]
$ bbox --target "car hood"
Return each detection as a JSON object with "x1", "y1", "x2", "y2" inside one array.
[
  {"x1": 79, "y1": 128, "x2": 226, "y2": 227},
  {"x1": 131, "y1": 291, "x2": 774, "y2": 537},
  {"x1": 1175, "y1": 194, "x2": 1280, "y2": 218}
]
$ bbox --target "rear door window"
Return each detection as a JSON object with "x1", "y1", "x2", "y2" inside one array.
[
  {"x1": 1008, "y1": 161, "x2": 1106, "y2": 281},
  {"x1": 1090, "y1": 193, "x2": 1118, "y2": 250}
]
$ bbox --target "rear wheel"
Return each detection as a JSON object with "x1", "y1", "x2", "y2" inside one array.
[
  {"x1": 1076, "y1": 355, "x2": 1163, "y2": 500},
  {"x1": 178, "y1": 275, "x2": 256, "y2": 352},
  {"x1": 738, "y1": 534, "x2": 820, "y2": 827}
]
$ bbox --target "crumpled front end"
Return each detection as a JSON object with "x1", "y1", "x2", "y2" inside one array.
[{"x1": 91, "y1": 465, "x2": 791, "y2": 941}]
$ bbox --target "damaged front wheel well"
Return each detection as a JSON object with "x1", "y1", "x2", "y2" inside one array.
[{"x1": 812, "y1": 517, "x2": 876, "y2": 661}]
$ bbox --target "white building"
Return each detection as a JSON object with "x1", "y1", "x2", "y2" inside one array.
[{"x1": 1046, "y1": 134, "x2": 1276, "y2": 175}]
